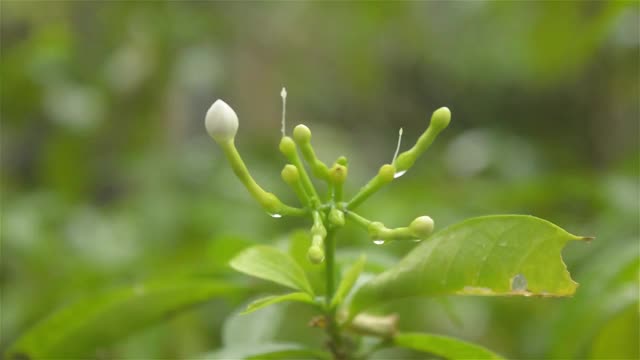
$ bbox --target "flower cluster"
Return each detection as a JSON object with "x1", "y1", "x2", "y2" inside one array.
[{"x1": 205, "y1": 91, "x2": 451, "y2": 264}]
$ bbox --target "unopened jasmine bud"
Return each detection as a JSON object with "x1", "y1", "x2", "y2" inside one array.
[
  {"x1": 329, "y1": 208, "x2": 345, "y2": 227},
  {"x1": 330, "y1": 164, "x2": 348, "y2": 184},
  {"x1": 430, "y1": 107, "x2": 451, "y2": 132},
  {"x1": 308, "y1": 245, "x2": 325, "y2": 264},
  {"x1": 205, "y1": 99, "x2": 239, "y2": 143},
  {"x1": 410, "y1": 215, "x2": 434, "y2": 238},
  {"x1": 394, "y1": 107, "x2": 452, "y2": 173},
  {"x1": 378, "y1": 164, "x2": 395, "y2": 184},
  {"x1": 281, "y1": 164, "x2": 300, "y2": 184},
  {"x1": 293, "y1": 124, "x2": 312, "y2": 144},
  {"x1": 279, "y1": 136, "x2": 296, "y2": 157},
  {"x1": 336, "y1": 156, "x2": 348, "y2": 166}
]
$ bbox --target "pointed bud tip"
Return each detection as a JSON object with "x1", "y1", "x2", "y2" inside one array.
[
  {"x1": 281, "y1": 87, "x2": 287, "y2": 98},
  {"x1": 205, "y1": 99, "x2": 239, "y2": 143}
]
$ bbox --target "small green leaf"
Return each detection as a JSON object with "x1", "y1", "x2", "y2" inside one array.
[
  {"x1": 7, "y1": 280, "x2": 237, "y2": 359},
  {"x1": 242, "y1": 292, "x2": 316, "y2": 314},
  {"x1": 231, "y1": 245, "x2": 314, "y2": 295},
  {"x1": 350, "y1": 215, "x2": 588, "y2": 314},
  {"x1": 331, "y1": 255, "x2": 366, "y2": 308},
  {"x1": 394, "y1": 332, "x2": 504, "y2": 359}
]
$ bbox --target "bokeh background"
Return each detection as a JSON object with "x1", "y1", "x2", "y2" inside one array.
[{"x1": 1, "y1": 2, "x2": 638, "y2": 359}]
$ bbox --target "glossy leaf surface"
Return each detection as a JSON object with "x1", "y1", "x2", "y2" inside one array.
[
  {"x1": 350, "y1": 215, "x2": 588, "y2": 314},
  {"x1": 230, "y1": 245, "x2": 314, "y2": 295}
]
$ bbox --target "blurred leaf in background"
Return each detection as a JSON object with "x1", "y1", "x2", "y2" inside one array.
[{"x1": 1, "y1": 1, "x2": 638, "y2": 359}]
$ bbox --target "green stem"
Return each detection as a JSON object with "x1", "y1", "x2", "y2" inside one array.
[
  {"x1": 221, "y1": 140, "x2": 305, "y2": 216},
  {"x1": 300, "y1": 142, "x2": 330, "y2": 181},
  {"x1": 347, "y1": 164, "x2": 394, "y2": 211},
  {"x1": 324, "y1": 230, "x2": 342, "y2": 358}
]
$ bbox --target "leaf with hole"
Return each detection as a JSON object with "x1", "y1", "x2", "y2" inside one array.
[{"x1": 350, "y1": 215, "x2": 589, "y2": 315}]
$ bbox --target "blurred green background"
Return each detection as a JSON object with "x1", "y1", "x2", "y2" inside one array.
[{"x1": 1, "y1": 2, "x2": 638, "y2": 359}]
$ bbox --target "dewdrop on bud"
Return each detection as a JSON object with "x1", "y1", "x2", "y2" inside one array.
[
  {"x1": 205, "y1": 100, "x2": 239, "y2": 143},
  {"x1": 430, "y1": 107, "x2": 451, "y2": 132},
  {"x1": 410, "y1": 215, "x2": 434, "y2": 239}
]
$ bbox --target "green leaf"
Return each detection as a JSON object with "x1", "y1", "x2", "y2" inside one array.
[
  {"x1": 331, "y1": 255, "x2": 366, "y2": 308},
  {"x1": 394, "y1": 332, "x2": 504, "y2": 359},
  {"x1": 230, "y1": 245, "x2": 314, "y2": 295},
  {"x1": 547, "y1": 242, "x2": 639, "y2": 358},
  {"x1": 245, "y1": 348, "x2": 331, "y2": 360},
  {"x1": 7, "y1": 280, "x2": 237, "y2": 359},
  {"x1": 350, "y1": 215, "x2": 588, "y2": 314},
  {"x1": 242, "y1": 292, "x2": 316, "y2": 314},
  {"x1": 202, "y1": 344, "x2": 330, "y2": 360}
]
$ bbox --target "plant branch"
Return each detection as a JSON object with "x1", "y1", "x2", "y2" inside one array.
[{"x1": 324, "y1": 229, "x2": 343, "y2": 358}]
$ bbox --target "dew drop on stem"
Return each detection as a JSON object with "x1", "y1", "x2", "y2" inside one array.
[
  {"x1": 394, "y1": 170, "x2": 407, "y2": 179},
  {"x1": 373, "y1": 239, "x2": 385, "y2": 245}
]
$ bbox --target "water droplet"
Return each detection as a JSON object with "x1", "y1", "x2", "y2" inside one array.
[
  {"x1": 413, "y1": 238, "x2": 422, "y2": 242},
  {"x1": 373, "y1": 239, "x2": 385, "y2": 245},
  {"x1": 511, "y1": 273, "x2": 528, "y2": 291},
  {"x1": 393, "y1": 170, "x2": 407, "y2": 179},
  {"x1": 268, "y1": 212, "x2": 282, "y2": 218}
]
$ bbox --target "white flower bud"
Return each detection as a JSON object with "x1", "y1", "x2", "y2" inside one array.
[{"x1": 205, "y1": 99, "x2": 239, "y2": 143}]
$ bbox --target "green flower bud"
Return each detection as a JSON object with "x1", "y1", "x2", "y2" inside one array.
[
  {"x1": 409, "y1": 215, "x2": 434, "y2": 238},
  {"x1": 377, "y1": 164, "x2": 396, "y2": 184},
  {"x1": 205, "y1": 100, "x2": 239, "y2": 143},
  {"x1": 307, "y1": 245, "x2": 325, "y2": 264},
  {"x1": 336, "y1": 156, "x2": 348, "y2": 166},
  {"x1": 430, "y1": 107, "x2": 451, "y2": 132},
  {"x1": 329, "y1": 164, "x2": 348, "y2": 184},
  {"x1": 293, "y1": 124, "x2": 312, "y2": 144},
  {"x1": 328, "y1": 208, "x2": 345, "y2": 227},
  {"x1": 279, "y1": 136, "x2": 296, "y2": 157},
  {"x1": 281, "y1": 164, "x2": 300, "y2": 184},
  {"x1": 394, "y1": 152, "x2": 415, "y2": 172}
]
